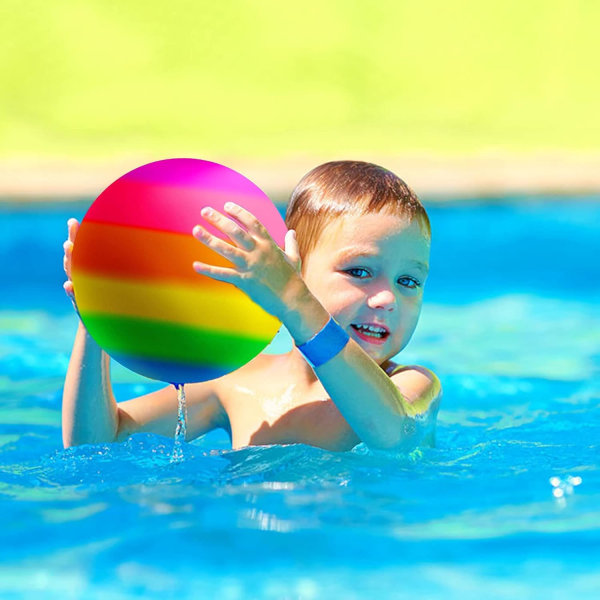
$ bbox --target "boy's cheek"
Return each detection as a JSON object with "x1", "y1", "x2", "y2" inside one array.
[{"x1": 322, "y1": 291, "x2": 363, "y2": 314}]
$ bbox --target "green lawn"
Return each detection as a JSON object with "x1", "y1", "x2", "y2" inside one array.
[{"x1": 1, "y1": 0, "x2": 599, "y2": 159}]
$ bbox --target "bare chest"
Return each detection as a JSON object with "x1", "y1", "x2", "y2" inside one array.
[{"x1": 221, "y1": 382, "x2": 360, "y2": 452}]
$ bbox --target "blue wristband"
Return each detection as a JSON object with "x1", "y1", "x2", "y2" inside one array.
[{"x1": 296, "y1": 317, "x2": 350, "y2": 367}]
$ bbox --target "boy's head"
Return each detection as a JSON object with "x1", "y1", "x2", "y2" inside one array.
[
  {"x1": 285, "y1": 160, "x2": 430, "y2": 264},
  {"x1": 285, "y1": 161, "x2": 431, "y2": 363}
]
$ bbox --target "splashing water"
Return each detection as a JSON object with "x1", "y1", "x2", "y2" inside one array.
[{"x1": 550, "y1": 474, "x2": 583, "y2": 507}]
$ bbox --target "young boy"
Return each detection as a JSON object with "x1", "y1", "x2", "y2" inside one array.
[{"x1": 62, "y1": 160, "x2": 441, "y2": 452}]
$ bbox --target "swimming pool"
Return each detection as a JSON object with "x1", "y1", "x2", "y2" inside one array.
[{"x1": 1, "y1": 197, "x2": 599, "y2": 599}]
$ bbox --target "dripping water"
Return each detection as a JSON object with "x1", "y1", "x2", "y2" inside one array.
[{"x1": 170, "y1": 383, "x2": 187, "y2": 463}]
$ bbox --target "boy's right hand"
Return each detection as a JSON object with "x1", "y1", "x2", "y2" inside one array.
[{"x1": 63, "y1": 218, "x2": 81, "y2": 317}]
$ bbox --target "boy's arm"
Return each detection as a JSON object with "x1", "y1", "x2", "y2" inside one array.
[
  {"x1": 283, "y1": 284, "x2": 441, "y2": 449},
  {"x1": 116, "y1": 381, "x2": 227, "y2": 442},
  {"x1": 62, "y1": 219, "x2": 226, "y2": 448},
  {"x1": 192, "y1": 204, "x2": 440, "y2": 451},
  {"x1": 62, "y1": 321, "x2": 119, "y2": 447},
  {"x1": 62, "y1": 320, "x2": 227, "y2": 447},
  {"x1": 62, "y1": 218, "x2": 120, "y2": 447},
  {"x1": 62, "y1": 322, "x2": 226, "y2": 446}
]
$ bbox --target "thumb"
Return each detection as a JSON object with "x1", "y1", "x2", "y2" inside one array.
[{"x1": 284, "y1": 230, "x2": 302, "y2": 273}]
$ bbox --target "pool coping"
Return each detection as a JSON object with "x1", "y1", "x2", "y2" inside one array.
[{"x1": 2, "y1": 153, "x2": 600, "y2": 204}]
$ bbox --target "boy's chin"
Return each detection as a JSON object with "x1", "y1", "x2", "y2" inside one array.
[{"x1": 362, "y1": 347, "x2": 394, "y2": 366}]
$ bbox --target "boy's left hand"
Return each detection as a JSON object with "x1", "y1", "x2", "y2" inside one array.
[{"x1": 192, "y1": 202, "x2": 303, "y2": 320}]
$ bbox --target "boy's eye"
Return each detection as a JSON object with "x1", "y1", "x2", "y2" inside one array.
[
  {"x1": 346, "y1": 269, "x2": 421, "y2": 288},
  {"x1": 346, "y1": 268, "x2": 370, "y2": 278},
  {"x1": 398, "y1": 276, "x2": 421, "y2": 289}
]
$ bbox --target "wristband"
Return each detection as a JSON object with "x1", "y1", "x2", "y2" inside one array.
[{"x1": 296, "y1": 317, "x2": 350, "y2": 367}]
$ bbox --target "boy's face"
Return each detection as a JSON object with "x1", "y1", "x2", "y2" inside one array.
[{"x1": 301, "y1": 211, "x2": 430, "y2": 366}]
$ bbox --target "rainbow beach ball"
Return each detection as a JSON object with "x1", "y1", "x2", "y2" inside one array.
[{"x1": 71, "y1": 158, "x2": 287, "y2": 384}]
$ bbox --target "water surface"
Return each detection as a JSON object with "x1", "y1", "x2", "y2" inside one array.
[{"x1": 1, "y1": 198, "x2": 598, "y2": 599}]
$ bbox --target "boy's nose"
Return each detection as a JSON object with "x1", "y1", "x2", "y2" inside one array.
[{"x1": 367, "y1": 289, "x2": 396, "y2": 311}]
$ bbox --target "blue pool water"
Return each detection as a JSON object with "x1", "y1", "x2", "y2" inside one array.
[{"x1": 1, "y1": 198, "x2": 599, "y2": 599}]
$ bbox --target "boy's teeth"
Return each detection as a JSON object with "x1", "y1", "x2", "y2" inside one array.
[
  {"x1": 352, "y1": 324, "x2": 387, "y2": 337},
  {"x1": 356, "y1": 324, "x2": 386, "y2": 332}
]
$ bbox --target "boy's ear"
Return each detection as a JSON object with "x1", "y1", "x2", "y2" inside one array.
[{"x1": 284, "y1": 230, "x2": 302, "y2": 274}]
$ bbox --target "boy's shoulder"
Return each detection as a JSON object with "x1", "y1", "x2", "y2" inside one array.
[
  {"x1": 384, "y1": 361, "x2": 438, "y2": 380},
  {"x1": 383, "y1": 361, "x2": 442, "y2": 416}
]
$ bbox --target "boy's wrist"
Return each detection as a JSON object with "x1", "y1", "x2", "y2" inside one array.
[
  {"x1": 77, "y1": 320, "x2": 104, "y2": 354},
  {"x1": 296, "y1": 317, "x2": 350, "y2": 367},
  {"x1": 278, "y1": 276, "x2": 330, "y2": 346}
]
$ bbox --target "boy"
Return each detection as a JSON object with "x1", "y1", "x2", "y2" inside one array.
[{"x1": 62, "y1": 160, "x2": 441, "y2": 452}]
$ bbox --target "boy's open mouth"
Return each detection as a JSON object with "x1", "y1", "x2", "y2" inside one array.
[{"x1": 350, "y1": 323, "x2": 390, "y2": 343}]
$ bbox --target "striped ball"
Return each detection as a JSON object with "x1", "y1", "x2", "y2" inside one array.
[{"x1": 71, "y1": 158, "x2": 286, "y2": 384}]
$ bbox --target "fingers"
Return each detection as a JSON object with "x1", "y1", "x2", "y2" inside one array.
[
  {"x1": 63, "y1": 218, "x2": 79, "y2": 279},
  {"x1": 222, "y1": 202, "x2": 271, "y2": 240},
  {"x1": 192, "y1": 224, "x2": 246, "y2": 267},
  {"x1": 200, "y1": 206, "x2": 256, "y2": 250},
  {"x1": 63, "y1": 280, "x2": 75, "y2": 298},
  {"x1": 63, "y1": 240, "x2": 74, "y2": 278},
  {"x1": 67, "y1": 218, "x2": 79, "y2": 243},
  {"x1": 63, "y1": 218, "x2": 80, "y2": 315},
  {"x1": 192, "y1": 260, "x2": 237, "y2": 284}
]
